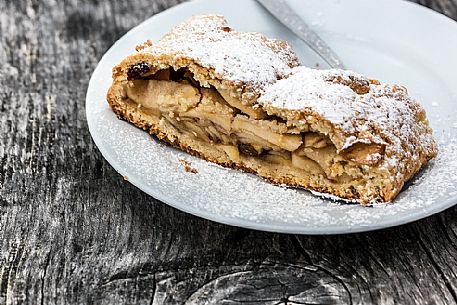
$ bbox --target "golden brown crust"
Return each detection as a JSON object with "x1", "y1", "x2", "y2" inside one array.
[
  {"x1": 112, "y1": 15, "x2": 299, "y2": 108},
  {"x1": 258, "y1": 67, "x2": 438, "y2": 202}
]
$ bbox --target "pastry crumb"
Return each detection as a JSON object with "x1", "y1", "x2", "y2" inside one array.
[
  {"x1": 135, "y1": 39, "x2": 153, "y2": 51},
  {"x1": 179, "y1": 159, "x2": 198, "y2": 174}
]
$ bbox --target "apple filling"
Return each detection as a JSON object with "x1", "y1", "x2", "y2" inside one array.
[{"x1": 123, "y1": 69, "x2": 382, "y2": 185}]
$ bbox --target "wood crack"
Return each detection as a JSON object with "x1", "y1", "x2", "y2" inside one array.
[
  {"x1": 290, "y1": 236, "x2": 312, "y2": 264},
  {"x1": 100, "y1": 271, "x2": 155, "y2": 287},
  {"x1": 291, "y1": 236, "x2": 354, "y2": 305},
  {"x1": 392, "y1": 247, "x2": 424, "y2": 295},
  {"x1": 40, "y1": 248, "x2": 52, "y2": 305},
  {"x1": 323, "y1": 236, "x2": 376, "y2": 303},
  {"x1": 416, "y1": 226, "x2": 457, "y2": 304},
  {"x1": 149, "y1": 273, "x2": 156, "y2": 305},
  {"x1": 350, "y1": 235, "x2": 390, "y2": 277},
  {"x1": 183, "y1": 270, "x2": 253, "y2": 302},
  {"x1": 438, "y1": 214, "x2": 457, "y2": 253}
]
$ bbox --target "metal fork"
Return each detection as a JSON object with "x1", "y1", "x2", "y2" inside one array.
[{"x1": 256, "y1": 0, "x2": 346, "y2": 69}]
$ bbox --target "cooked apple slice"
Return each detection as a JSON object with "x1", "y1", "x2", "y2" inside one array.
[
  {"x1": 291, "y1": 153, "x2": 324, "y2": 174},
  {"x1": 218, "y1": 89, "x2": 267, "y2": 119},
  {"x1": 232, "y1": 116, "x2": 302, "y2": 151},
  {"x1": 127, "y1": 79, "x2": 201, "y2": 112}
]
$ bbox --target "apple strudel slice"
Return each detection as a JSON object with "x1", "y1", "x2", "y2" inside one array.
[{"x1": 106, "y1": 15, "x2": 438, "y2": 204}]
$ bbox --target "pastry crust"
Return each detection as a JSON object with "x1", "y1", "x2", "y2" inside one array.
[
  {"x1": 111, "y1": 15, "x2": 300, "y2": 108},
  {"x1": 258, "y1": 67, "x2": 438, "y2": 202},
  {"x1": 106, "y1": 15, "x2": 438, "y2": 204}
]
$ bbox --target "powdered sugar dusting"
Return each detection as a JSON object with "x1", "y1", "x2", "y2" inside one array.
[
  {"x1": 92, "y1": 108, "x2": 457, "y2": 233},
  {"x1": 141, "y1": 15, "x2": 299, "y2": 90},
  {"x1": 259, "y1": 67, "x2": 438, "y2": 193}
]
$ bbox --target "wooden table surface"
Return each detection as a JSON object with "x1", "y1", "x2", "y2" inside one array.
[{"x1": 1, "y1": 0, "x2": 457, "y2": 304}]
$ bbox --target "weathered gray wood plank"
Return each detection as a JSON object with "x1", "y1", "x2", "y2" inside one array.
[{"x1": 1, "y1": 0, "x2": 457, "y2": 304}]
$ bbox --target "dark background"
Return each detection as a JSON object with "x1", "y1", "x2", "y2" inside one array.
[{"x1": 1, "y1": 0, "x2": 457, "y2": 304}]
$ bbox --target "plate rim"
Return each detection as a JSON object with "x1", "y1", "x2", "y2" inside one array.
[{"x1": 86, "y1": 0, "x2": 457, "y2": 235}]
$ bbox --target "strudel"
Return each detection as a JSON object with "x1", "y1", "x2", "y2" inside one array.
[{"x1": 107, "y1": 15, "x2": 438, "y2": 204}]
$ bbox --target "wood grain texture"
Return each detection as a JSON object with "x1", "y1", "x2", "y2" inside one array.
[{"x1": 1, "y1": 0, "x2": 457, "y2": 304}]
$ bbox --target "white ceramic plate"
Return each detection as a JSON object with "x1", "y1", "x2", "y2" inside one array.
[{"x1": 86, "y1": 0, "x2": 457, "y2": 234}]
